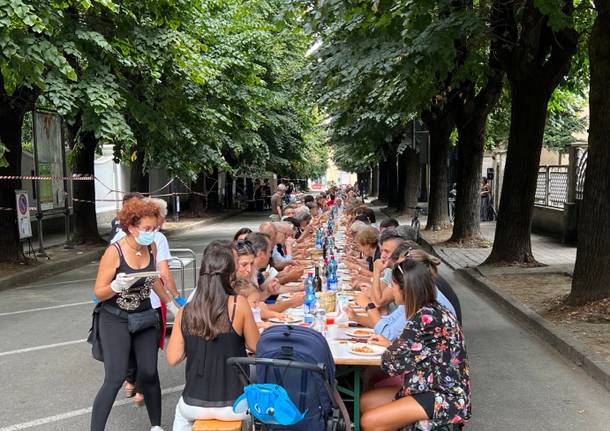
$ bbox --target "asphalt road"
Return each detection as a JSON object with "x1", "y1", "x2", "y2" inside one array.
[{"x1": 0, "y1": 211, "x2": 609, "y2": 430}]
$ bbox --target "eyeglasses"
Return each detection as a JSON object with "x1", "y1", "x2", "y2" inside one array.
[
  {"x1": 234, "y1": 240, "x2": 253, "y2": 252},
  {"x1": 137, "y1": 226, "x2": 160, "y2": 233}
]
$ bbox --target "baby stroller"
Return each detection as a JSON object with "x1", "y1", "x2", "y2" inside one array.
[{"x1": 228, "y1": 325, "x2": 350, "y2": 431}]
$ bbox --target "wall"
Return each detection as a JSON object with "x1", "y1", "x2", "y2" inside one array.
[
  {"x1": 531, "y1": 205, "x2": 565, "y2": 239},
  {"x1": 539, "y1": 148, "x2": 569, "y2": 166}
]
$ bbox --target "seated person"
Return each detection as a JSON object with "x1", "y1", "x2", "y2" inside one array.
[
  {"x1": 234, "y1": 278, "x2": 286, "y2": 330},
  {"x1": 270, "y1": 222, "x2": 296, "y2": 269},
  {"x1": 233, "y1": 227, "x2": 252, "y2": 242},
  {"x1": 379, "y1": 218, "x2": 399, "y2": 232},
  {"x1": 360, "y1": 259, "x2": 470, "y2": 431},
  {"x1": 346, "y1": 226, "x2": 380, "y2": 280},
  {"x1": 362, "y1": 229, "x2": 405, "y2": 309},
  {"x1": 348, "y1": 243, "x2": 460, "y2": 340},
  {"x1": 167, "y1": 241, "x2": 259, "y2": 430}
]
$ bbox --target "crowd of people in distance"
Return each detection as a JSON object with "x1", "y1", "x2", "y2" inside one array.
[{"x1": 88, "y1": 182, "x2": 470, "y2": 431}]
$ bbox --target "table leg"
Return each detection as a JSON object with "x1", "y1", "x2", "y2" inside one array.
[{"x1": 353, "y1": 366, "x2": 361, "y2": 431}]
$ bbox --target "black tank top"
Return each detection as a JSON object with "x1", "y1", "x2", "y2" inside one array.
[
  {"x1": 181, "y1": 296, "x2": 247, "y2": 407},
  {"x1": 104, "y1": 243, "x2": 155, "y2": 313}
]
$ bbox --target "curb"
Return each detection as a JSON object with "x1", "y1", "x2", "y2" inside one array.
[
  {"x1": 419, "y1": 236, "x2": 610, "y2": 393},
  {"x1": 0, "y1": 248, "x2": 105, "y2": 292},
  {"x1": 0, "y1": 209, "x2": 243, "y2": 291}
]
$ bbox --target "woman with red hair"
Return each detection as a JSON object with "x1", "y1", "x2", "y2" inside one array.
[{"x1": 91, "y1": 199, "x2": 170, "y2": 431}]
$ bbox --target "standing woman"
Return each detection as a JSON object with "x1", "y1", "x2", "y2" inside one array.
[
  {"x1": 360, "y1": 260, "x2": 471, "y2": 431},
  {"x1": 167, "y1": 241, "x2": 260, "y2": 430},
  {"x1": 92, "y1": 199, "x2": 168, "y2": 431},
  {"x1": 480, "y1": 177, "x2": 491, "y2": 221}
]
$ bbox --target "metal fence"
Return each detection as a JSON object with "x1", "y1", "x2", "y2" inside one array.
[
  {"x1": 535, "y1": 165, "x2": 569, "y2": 208},
  {"x1": 575, "y1": 148, "x2": 588, "y2": 200}
]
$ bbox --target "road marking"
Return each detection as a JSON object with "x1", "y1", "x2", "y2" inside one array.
[
  {"x1": 14, "y1": 277, "x2": 97, "y2": 290},
  {"x1": 0, "y1": 301, "x2": 92, "y2": 317},
  {"x1": 0, "y1": 385, "x2": 184, "y2": 431},
  {"x1": 0, "y1": 339, "x2": 86, "y2": 357}
]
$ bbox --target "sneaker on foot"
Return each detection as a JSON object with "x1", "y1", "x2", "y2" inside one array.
[{"x1": 150, "y1": 427, "x2": 164, "y2": 431}]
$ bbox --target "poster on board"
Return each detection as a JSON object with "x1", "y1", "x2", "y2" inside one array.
[{"x1": 15, "y1": 190, "x2": 32, "y2": 239}]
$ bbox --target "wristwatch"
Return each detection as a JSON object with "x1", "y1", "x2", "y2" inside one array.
[{"x1": 365, "y1": 302, "x2": 376, "y2": 311}]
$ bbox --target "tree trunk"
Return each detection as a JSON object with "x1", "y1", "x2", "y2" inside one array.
[
  {"x1": 450, "y1": 68, "x2": 503, "y2": 242},
  {"x1": 0, "y1": 103, "x2": 28, "y2": 262},
  {"x1": 129, "y1": 149, "x2": 149, "y2": 193},
  {"x1": 423, "y1": 111, "x2": 453, "y2": 230},
  {"x1": 206, "y1": 167, "x2": 220, "y2": 212},
  {"x1": 485, "y1": 83, "x2": 550, "y2": 264},
  {"x1": 567, "y1": 3, "x2": 610, "y2": 304},
  {"x1": 450, "y1": 118, "x2": 484, "y2": 242},
  {"x1": 387, "y1": 153, "x2": 398, "y2": 208},
  {"x1": 190, "y1": 172, "x2": 207, "y2": 215},
  {"x1": 71, "y1": 131, "x2": 103, "y2": 244},
  {"x1": 398, "y1": 148, "x2": 419, "y2": 216},
  {"x1": 371, "y1": 164, "x2": 379, "y2": 197},
  {"x1": 224, "y1": 172, "x2": 234, "y2": 209},
  {"x1": 377, "y1": 159, "x2": 388, "y2": 202}
]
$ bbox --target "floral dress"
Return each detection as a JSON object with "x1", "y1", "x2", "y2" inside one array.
[{"x1": 381, "y1": 302, "x2": 471, "y2": 430}]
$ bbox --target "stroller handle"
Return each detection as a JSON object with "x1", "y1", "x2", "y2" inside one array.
[{"x1": 227, "y1": 356, "x2": 327, "y2": 375}]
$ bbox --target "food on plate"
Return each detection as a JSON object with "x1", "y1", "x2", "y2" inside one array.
[
  {"x1": 352, "y1": 345, "x2": 374, "y2": 354},
  {"x1": 353, "y1": 329, "x2": 372, "y2": 336}
]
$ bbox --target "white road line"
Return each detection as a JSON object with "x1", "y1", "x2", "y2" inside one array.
[
  {"x1": 0, "y1": 385, "x2": 184, "y2": 431},
  {"x1": 14, "y1": 277, "x2": 97, "y2": 290},
  {"x1": 0, "y1": 339, "x2": 86, "y2": 357},
  {"x1": 0, "y1": 301, "x2": 91, "y2": 317}
]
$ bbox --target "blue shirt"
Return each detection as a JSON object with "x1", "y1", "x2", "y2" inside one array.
[{"x1": 373, "y1": 290, "x2": 457, "y2": 341}]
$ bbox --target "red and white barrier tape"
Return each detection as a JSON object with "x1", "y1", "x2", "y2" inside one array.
[{"x1": 0, "y1": 174, "x2": 94, "y2": 181}]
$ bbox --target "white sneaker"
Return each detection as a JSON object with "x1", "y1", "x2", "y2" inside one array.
[{"x1": 150, "y1": 427, "x2": 164, "y2": 431}]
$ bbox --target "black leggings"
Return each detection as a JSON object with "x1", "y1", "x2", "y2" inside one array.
[
  {"x1": 91, "y1": 308, "x2": 162, "y2": 431},
  {"x1": 125, "y1": 308, "x2": 163, "y2": 393}
]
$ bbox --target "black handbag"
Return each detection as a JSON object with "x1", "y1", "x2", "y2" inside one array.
[
  {"x1": 87, "y1": 303, "x2": 104, "y2": 362},
  {"x1": 127, "y1": 308, "x2": 160, "y2": 334}
]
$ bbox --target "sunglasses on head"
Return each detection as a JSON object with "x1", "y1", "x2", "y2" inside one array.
[{"x1": 234, "y1": 240, "x2": 253, "y2": 251}]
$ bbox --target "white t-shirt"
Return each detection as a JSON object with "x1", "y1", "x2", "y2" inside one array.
[{"x1": 111, "y1": 230, "x2": 172, "y2": 309}]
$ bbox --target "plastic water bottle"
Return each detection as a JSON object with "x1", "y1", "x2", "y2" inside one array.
[
  {"x1": 303, "y1": 272, "x2": 316, "y2": 324},
  {"x1": 315, "y1": 229, "x2": 323, "y2": 249},
  {"x1": 327, "y1": 256, "x2": 338, "y2": 291}
]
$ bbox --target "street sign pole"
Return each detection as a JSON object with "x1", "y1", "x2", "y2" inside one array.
[{"x1": 31, "y1": 113, "x2": 47, "y2": 257}]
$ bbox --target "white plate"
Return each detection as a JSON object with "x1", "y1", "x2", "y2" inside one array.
[
  {"x1": 349, "y1": 343, "x2": 385, "y2": 356},
  {"x1": 126, "y1": 271, "x2": 160, "y2": 279},
  {"x1": 346, "y1": 328, "x2": 375, "y2": 338},
  {"x1": 269, "y1": 316, "x2": 302, "y2": 324}
]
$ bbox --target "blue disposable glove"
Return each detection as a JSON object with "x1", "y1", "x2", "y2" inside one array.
[{"x1": 174, "y1": 296, "x2": 187, "y2": 307}]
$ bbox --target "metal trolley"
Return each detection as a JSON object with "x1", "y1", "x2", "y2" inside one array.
[
  {"x1": 168, "y1": 248, "x2": 197, "y2": 297},
  {"x1": 167, "y1": 248, "x2": 197, "y2": 328}
]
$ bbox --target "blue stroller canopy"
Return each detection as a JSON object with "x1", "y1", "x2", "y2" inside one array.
[{"x1": 233, "y1": 383, "x2": 307, "y2": 426}]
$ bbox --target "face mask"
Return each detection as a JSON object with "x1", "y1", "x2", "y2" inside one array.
[
  {"x1": 136, "y1": 230, "x2": 155, "y2": 246},
  {"x1": 382, "y1": 268, "x2": 392, "y2": 286}
]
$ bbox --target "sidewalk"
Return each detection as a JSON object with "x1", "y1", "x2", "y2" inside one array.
[
  {"x1": 406, "y1": 216, "x2": 609, "y2": 393},
  {"x1": 0, "y1": 209, "x2": 242, "y2": 291},
  {"x1": 421, "y1": 221, "x2": 577, "y2": 271}
]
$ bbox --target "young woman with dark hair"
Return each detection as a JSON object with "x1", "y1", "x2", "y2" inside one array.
[
  {"x1": 167, "y1": 241, "x2": 259, "y2": 430},
  {"x1": 233, "y1": 227, "x2": 253, "y2": 242},
  {"x1": 360, "y1": 259, "x2": 471, "y2": 431}
]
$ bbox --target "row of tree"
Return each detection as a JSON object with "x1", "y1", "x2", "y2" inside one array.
[
  {"x1": 0, "y1": 0, "x2": 328, "y2": 261},
  {"x1": 299, "y1": 0, "x2": 608, "y2": 305}
]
